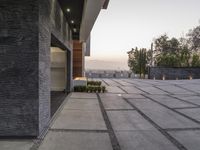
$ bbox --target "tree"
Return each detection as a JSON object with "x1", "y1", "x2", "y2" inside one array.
[
  {"x1": 191, "y1": 53, "x2": 200, "y2": 67},
  {"x1": 154, "y1": 35, "x2": 180, "y2": 54},
  {"x1": 128, "y1": 47, "x2": 148, "y2": 78},
  {"x1": 154, "y1": 34, "x2": 194, "y2": 67},
  {"x1": 154, "y1": 34, "x2": 169, "y2": 53},
  {"x1": 187, "y1": 25, "x2": 200, "y2": 52},
  {"x1": 156, "y1": 53, "x2": 179, "y2": 67},
  {"x1": 178, "y1": 48, "x2": 191, "y2": 67}
]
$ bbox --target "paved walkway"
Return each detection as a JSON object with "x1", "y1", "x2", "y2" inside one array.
[{"x1": 1, "y1": 79, "x2": 200, "y2": 150}]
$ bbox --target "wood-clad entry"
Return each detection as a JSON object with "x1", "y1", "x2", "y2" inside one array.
[{"x1": 73, "y1": 40, "x2": 84, "y2": 78}]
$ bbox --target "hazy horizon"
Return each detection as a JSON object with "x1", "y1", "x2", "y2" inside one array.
[{"x1": 86, "y1": 0, "x2": 200, "y2": 70}]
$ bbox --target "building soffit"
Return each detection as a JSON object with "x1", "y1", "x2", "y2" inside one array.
[{"x1": 58, "y1": 0, "x2": 109, "y2": 41}]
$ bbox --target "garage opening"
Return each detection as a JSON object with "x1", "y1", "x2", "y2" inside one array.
[{"x1": 50, "y1": 47, "x2": 68, "y2": 116}]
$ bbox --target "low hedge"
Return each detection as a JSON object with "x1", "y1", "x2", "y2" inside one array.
[
  {"x1": 74, "y1": 85, "x2": 106, "y2": 93},
  {"x1": 87, "y1": 81, "x2": 102, "y2": 86}
]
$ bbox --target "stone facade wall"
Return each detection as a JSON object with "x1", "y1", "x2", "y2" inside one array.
[
  {"x1": 0, "y1": 0, "x2": 72, "y2": 136},
  {"x1": 149, "y1": 67, "x2": 200, "y2": 80},
  {"x1": 0, "y1": 0, "x2": 39, "y2": 136}
]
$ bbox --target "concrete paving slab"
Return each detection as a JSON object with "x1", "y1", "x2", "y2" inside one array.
[
  {"x1": 178, "y1": 84, "x2": 200, "y2": 94},
  {"x1": 106, "y1": 86, "x2": 125, "y2": 94},
  {"x1": 70, "y1": 92, "x2": 97, "y2": 99},
  {"x1": 38, "y1": 131, "x2": 113, "y2": 150},
  {"x1": 107, "y1": 111, "x2": 156, "y2": 131},
  {"x1": 112, "y1": 79, "x2": 133, "y2": 86},
  {"x1": 123, "y1": 79, "x2": 152, "y2": 87},
  {"x1": 116, "y1": 131, "x2": 178, "y2": 150},
  {"x1": 138, "y1": 86, "x2": 168, "y2": 95},
  {"x1": 120, "y1": 86, "x2": 145, "y2": 94},
  {"x1": 102, "y1": 99, "x2": 132, "y2": 110},
  {"x1": 122, "y1": 94, "x2": 146, "y2": 99},
  {"x1": 99, "y1": 93, "x2": 132, "y2": 110},
  {"x1": 0, "y1": 140, "x2": 33, "y2": 150},
  {"x1": 177, "y1": 108, "x2": 200, "y2": 122},
  {"x1": 99, "y1": 93, "x2": 124, "y2": 100},
  {"x1": 129, "y1": 99, "x2": 200, "y2": 129},
  {"x1": 174, "y1": 95, "x2": 200, "y2": 106},
  {"x1": 51, "y1": 109, "x2": 106, "y2": 130},
  {"x1": 147, "y1": 95, "x2": 196, "y2": 108},
  {"x1": 156, "y1": 85, "x2": 195, "y2": 94},
  {"x1": 103, "y1": 79, "x2": 121, "y2": 86},
  {"x1": 168, "y1": 130, "x2": 200, "y2": 150},
  {"x1": 64, "y1": 98, "x2": 100, "y2": 111},
  {"x1": 128, "y1": 98, "x2": 165, "y2": 111}
]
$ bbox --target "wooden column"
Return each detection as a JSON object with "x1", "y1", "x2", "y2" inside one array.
[{"x1": 73, "y1": 40, "x2": 84, "y2": 78}]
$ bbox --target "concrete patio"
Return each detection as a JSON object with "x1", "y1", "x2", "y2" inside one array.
[{"x1": 1, "y1": 79, "x2": 200, "y2": 150}]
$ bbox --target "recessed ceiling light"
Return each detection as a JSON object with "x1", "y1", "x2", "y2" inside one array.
[
  {"x1": 71, "y1": 20, "x2": 74, "y2": 24},
  {"x1": 73, "y1": 28, "x2": 77, "y2": 32},
  {"x1": 66, "y1": 8, "x2": 70, "y2": 12}
]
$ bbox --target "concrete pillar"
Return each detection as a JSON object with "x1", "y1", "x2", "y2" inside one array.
[{"x1": 0, "y1": 0, "x2": 50, "y2": 137}]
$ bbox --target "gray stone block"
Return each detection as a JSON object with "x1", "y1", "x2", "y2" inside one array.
[
  {"x1": 0, "y1": 140, "x2": 33, "y2": 150},
  {"x1": 107, "y1": 111, "x2": 156, "y2": 131},
  {"x1": 64, "y1": 98, "x2": 100, "y2": 111},
  {"x1": 51, "y1": 109, "x2": 106, "y2": 130},
  {"x1": 129, "y1": 99, "x2": 200, "y2": 129},
  {"x1": 148, "y1": 95, "x2": 196, "y2": 108},
  {"x1": 177, "y1": 108, "x2": 200, "y2": 122},
  {"x1": 116, "y1": 131, "x2": 178, "y2": 150},
  {"x1": 168, "y1": 130, "x2": 200, "y2": 150}
]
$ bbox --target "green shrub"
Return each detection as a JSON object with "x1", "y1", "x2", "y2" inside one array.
[
  {"x1": 74, "y1": 86, "x2": 86, "y2": 92},
  {"x1": 102, "y1": 86, "x2": 106, "y2": 93},
  {"x1": 86, "y1": 86, "x2": 89, "y2": 92},
  {"x1": 74, "y1": 84, "x2": 106, "y2": 93},
  {"x1": 97, "y1": 86, "x2": 101, "y2": 93}
]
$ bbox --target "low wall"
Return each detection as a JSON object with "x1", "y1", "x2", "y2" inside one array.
[
  {"x1": 149, "y1": 67, "x2": 200, "y2": 80},
  {"x1": 85, "y1": 71, "x2": 132, "y2": 78}
]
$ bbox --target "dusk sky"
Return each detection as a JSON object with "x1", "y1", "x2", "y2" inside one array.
[{"x1": 85, "y1": 0, "x2": 200, "y2": 70}]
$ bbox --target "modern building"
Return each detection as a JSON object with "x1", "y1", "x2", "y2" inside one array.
[{"x1": 0, "y1": 0, "x2": 109, "y2": 137}]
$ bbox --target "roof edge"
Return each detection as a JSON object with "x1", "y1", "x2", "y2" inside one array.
[{"x1": 102, "y1": 0, "x2": 110, "y2": 9}]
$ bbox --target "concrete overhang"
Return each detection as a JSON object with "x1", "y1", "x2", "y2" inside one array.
[
  {"x1": 103, "y1": 0, "x2": 110, "y2": 9},
  {"x1": 80, "y1": 0, "x2": 109, "y2": 42},
  {"x1": 58, "y1": 0, "x2": 109, "y2": 40}
]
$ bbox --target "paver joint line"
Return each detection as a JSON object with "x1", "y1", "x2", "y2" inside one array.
[
  {"x1": 106, "y1": 109, "x2": 135, "y2": 111},
  {"x1": 111, "y1": 79, "x2": 124, "y2": 86},
  {"x1": 122, "y1": 97, "x2": 188, "y2": 150},
  {"x1": 49, "y1": 129, "x2": 108, "y2": 133},
  {"x1": 96, "y1": 93, "x2": 121, "y2": 150},
  {"x1": 142, "y1": 94, "x2": 200, "y2": 125},
  {"x1": 69, "y1": 97, "x2": 97, "y2": 99},
  {"x1": 117, "y1": 86, "x2": 128, "y2": 94},
  {"x1": 164, "y1": 128, "x2": 200, "y2": 132},
  {"x1": 102, "y1": 79, "x2": 110, "y2": 86},
  {"x1": 152, "y1": 85, "x2": 173, "y2": 95},
  {"x1": 168, "y1": 95, "x2": 200, "y2": 107},
  {"x1": 173, "y1": 107, "x2": 200, "y2": 110},
  {"x1": 174, "y1": 84, "x2": 199, "y2": 95}
]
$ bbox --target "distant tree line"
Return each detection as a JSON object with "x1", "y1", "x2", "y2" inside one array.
[{"x1": 128, "y1": 25, "x2": 200, "y2": 75}]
